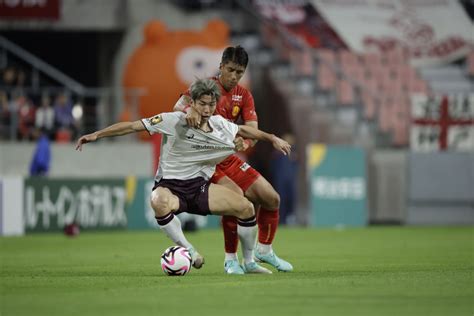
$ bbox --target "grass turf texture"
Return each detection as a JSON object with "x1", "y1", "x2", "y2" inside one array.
[{"x1": 1, "y1": 226, "x2": 472, "y2": 316}]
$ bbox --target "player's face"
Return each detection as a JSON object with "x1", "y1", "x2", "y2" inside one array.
[
  {"x1": 192, "y1": 94, "x2": 217, "y2": 121},
  {"x1": 219, "y1": 61, "x2": 246, "y2": 91}
]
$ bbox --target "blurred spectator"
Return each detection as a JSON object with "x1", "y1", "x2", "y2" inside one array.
[
  {"x1": 1, "y1": 66, "x2": 27, "y2": 93},
  {"x1": 10, "y1": 92, "x2": 35, "y2": 140},
  {"x1": 16, "y1": 69, "x2": 27, "y2": 87},
  {"x1": 269, "y1": 133, "x2": 298, "y2": 225},
  {"x1": 1, "y1": 66, "x2": 17, "y2": 87},
  {"x1": 0, "y1": 90, "x2": 10, "y2": 139},
  {"x1": 29, "y1": 128, "x2": 51, "y2": 176},
  {"x1": 35, "y1": 94, "x2": 55, "y2": 139},
  {"x1": 53, "y1": 92, "x2": 75, "y2": 141}
]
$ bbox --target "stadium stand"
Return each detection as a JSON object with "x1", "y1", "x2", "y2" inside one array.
[
  {"x1": 1, "y1": 0, "x2": 472, "y2": 228},
  {"x1": 0, "y1": 36, "x2": 144, "y2": 142}
]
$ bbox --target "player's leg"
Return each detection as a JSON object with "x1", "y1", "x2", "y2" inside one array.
[
  {"x1": 245, "y1": 176, "x2": 293, "y2": 272},
  {"x1": 150, "y1": 187, "x2": 203, "y2": 268},
  {"x1": 219, "y1": 156, "x2": 292, "y2": 271},
  {"x1": 214, "y1": 175, "x2": 244, "y2": 274},
  {"x1": 208, "y1": 183, "x2": 271, "y2": 274},
  {"x1": 245, "y1": 176, "x2": 280, "y2": 246}
]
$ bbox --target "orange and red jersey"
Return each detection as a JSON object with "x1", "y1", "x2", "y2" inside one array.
[{"x1": 182, "y1": 76, "x2": 258, "y2": 123}]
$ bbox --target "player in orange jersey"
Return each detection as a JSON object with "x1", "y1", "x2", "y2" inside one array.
[{"x1": 174, "y1": 46, "x2": 293, "y2": 274}]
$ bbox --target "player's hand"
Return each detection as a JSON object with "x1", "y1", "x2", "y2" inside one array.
[
  {"x1": 75, "y1": 133, "x2": 98, "y2": 151},
  {"x1": 271, "y1": 135, "x2": 291, "y2": 156},
  {"x1": 233, "y1": 137, "x2": 250, "y2": 152},
  {"x1": 185, "y1": 107, "x2": 201, "y2": 128}
]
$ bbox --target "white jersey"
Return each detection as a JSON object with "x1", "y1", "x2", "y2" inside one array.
[{"x1": 141, "y1": 112, "x2": 239, "y2": 181}]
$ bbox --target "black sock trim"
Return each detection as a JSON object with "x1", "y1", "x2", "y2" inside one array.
[
  {"x1": 156, "y1": 213, "x2": 174, "y2": 226},
  {"x1": 238, "y1": 215, "x2": 256, "y2": 227}
]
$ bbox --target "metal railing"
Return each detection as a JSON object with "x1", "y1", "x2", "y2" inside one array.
[{"x1": 0, "y1": 36, "x2": 146, "y2": 142}]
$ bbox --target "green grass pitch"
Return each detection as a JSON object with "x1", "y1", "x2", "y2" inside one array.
[{"x1": 1, "y1": 226, "x2": 473, "y2": 316}]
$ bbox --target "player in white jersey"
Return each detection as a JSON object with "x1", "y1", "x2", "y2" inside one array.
[
  {"x1": 75, "y1": 79, "x2": 291, "y2": 274},
  {"x1": 142, "y1": 111, "x2": 239, "y2": 182}
]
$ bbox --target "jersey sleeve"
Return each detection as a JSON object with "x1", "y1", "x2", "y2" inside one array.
[
  {"x1": 241, "y1": 89, "x2": 258, "y2": 122},
  {"x1": 141, "y1": 112, "x2": 182, "y2": 135}
]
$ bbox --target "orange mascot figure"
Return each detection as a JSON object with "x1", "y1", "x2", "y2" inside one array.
[{"x1": 122, "y1": 19, "x2": 230, "y2": 169}]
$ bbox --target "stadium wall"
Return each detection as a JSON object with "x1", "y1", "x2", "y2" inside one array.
[
  {"x1": 2, "y1": 146, "x2": 473, "y2": 235},
  {"x1": 0, "y1": 176, "x2": 24, "y2": 236},
  {"x1": 407, "y1": 152, "x2": 474, "y2": 225},
  {"x1": 0, "y1": 143, "x2": 153, "y2": 177},
  {"x1": 0, "y1": 175, "x2": 221, "y2": 236},
  {"x1": 368, "y1": 151, "x2": 407, "y2": 224}
]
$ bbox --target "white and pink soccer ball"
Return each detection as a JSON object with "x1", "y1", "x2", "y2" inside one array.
[{"x1": 160, "y1": 246, "x2": 192, "y2": 276}]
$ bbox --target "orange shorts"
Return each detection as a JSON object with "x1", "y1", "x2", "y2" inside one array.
[{"x1": 211, "y1": 155, "x2": 260, "y2": 192}]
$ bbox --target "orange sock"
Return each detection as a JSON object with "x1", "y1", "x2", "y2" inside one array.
[
  {"x1": 257, "y1": 208, "x2": 279, "y2": 245},
  {"x1": 221, "y1": 215, "x2": 239, "y2": 253}
]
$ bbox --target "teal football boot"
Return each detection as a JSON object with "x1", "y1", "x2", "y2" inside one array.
[
  {"x1": 255, "y1": 251, "x2": 293, "y2": 272},
  {"x1": 242, "y1": 261, "x2": 272, "y2": 274},
  {"x1": 224, "y1": 259, "x2": 245, "y2": 275}
]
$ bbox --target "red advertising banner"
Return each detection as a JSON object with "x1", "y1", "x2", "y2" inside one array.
[
  {"x1": 312, "y1": 0, "x2": 473, "y2": 67},
  {"x1": 0, "y1": 0, "x2": 60, "y2": 20}
]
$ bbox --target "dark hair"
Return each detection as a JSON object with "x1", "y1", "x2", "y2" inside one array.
[
  {"x1": 221, "y1": 45, "x2": 249, "y2": 68},
  {"x1": 190, "y1": 78, "x2": 221, "y2": 102}
]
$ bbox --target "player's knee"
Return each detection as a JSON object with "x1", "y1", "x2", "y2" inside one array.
[
  {"x1": 150, "y1": 192, "x2": 171, "y2": 216},
  {"x1": 238, "y1": 199, "x2": 255, "y2": 219},
  {"x1": 265, "y1": 191, "x2": 280, "y2": 209}
]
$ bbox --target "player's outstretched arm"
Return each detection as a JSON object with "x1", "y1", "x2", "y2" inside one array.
[
  {"x1": 173, "y1": 95, "x2": 200, "y2": 128},
  {"x1": 173, "y1": 95, "x2": 191, "y2": 112},
  {"x1": 237, "y1": 125, "x2": 291, "y2": 156},
  {"x1": 75, "y1": 120, "x2": 145, "y2": 151}
]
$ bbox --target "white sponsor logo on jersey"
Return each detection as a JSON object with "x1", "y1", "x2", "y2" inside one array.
[
  {"x1": 232, "y1": 95, "x2": 242, "y2": 102},
  {"x1": 240, "y1": 162, "x2": 250, "y2": 171}
]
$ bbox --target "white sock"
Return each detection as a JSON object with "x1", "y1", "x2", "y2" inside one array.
[
  {"x1": 157, "y1": 213, "x2": 193, "y2": 249},
  {"x1": 237, "y1": 224, "x2": 257, "y2": 264},
  {"x1": 257, "y1": 242, "x2": 272, "y2": 255},
  {"x1": 225, "y1": 253, "x2": 238, "y2": 261}
]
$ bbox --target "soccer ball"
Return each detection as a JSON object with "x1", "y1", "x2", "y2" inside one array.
[{"x1": 160, "y1": 246, "x2": 192, "y2": 276}]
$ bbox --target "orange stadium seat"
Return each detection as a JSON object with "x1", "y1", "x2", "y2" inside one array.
[
  {"x1": 384, "y1": 47, "x2": 409, "y2": 65},
  {"x1": 361, "y1": 52, "x2": 383, "y2": 68},
  {"x1": 392, "y1": 119, "x2": 409, "y2": 146},
  {"x1": 361, "y1": 91, "x2": 377, "y2": 119},
  {"x1": 261, "y1": 24, "x2": 278, "y2": 48},
  {"x1": 317, "y1": 49, "x2": 336, "y2": 65},
  {"x1": 391, "y1": 96, "x2": 411, "y2": 146},
  {"x1": 317, "y1": 63, "x2": 337, "y2": 90},
  {"x1": 297, "y1": 48, "x2": 315, "y2": 76},
  {"x1": 339, "y1": 50, "x2": 360, "y2": 68},
  {"x1": 55, "y1": 128, "x2": 72, "y2": 143},
  {"x1": 466, "y1": 50, "x2": 474, "y2": 76},
  {"x1": 409, "y1": 78, "x2": 430, "y2": 94},
  {"x1": 276, "y1": 40, "x2": 291, "y2": 62},
  {"x1": 368, "y1": 66, "x2": 391, "y2": 92},
  {"x1": 364, "y1": 71, "x2": 383, "y2": 94},
  {"x1": 382, "y1": 67, "x2": 406, "y2": 96},
  {"x1": 398, "y1": 64, "x2": 419, "y2": 91},
  {"x1": 378, "y1": 97, "x2": 393, "y2": 133},
  {"x1": 336, "y1": 78, "x2": 355, "y2": 105},
  {"x1": 344, "y1": 65, "x2": 366, "y2": 83},
  {"x1": 316, "y1": 49, "x2": 337, "y2": 90}
]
